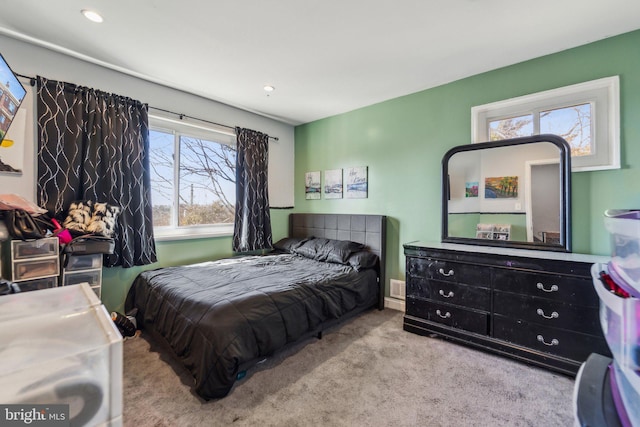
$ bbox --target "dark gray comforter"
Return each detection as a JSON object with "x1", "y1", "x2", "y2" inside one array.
[{"x1": 127, "y1": 253, "x2": 378, "y2": 399}]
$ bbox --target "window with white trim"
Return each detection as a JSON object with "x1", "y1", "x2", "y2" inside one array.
[
  {"x1": 471, "y1": 76, "x2": 620, "y2": 171},
  {"x1": 149, "y1": 116, "x2": 236, "y2": 240}
]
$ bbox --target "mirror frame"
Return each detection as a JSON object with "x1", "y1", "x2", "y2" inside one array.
[{"x1": 442, "y1": 134, "x2": 572, "y2": 252}]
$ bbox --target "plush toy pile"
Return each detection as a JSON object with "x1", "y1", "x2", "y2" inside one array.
[{"x1": 63, "y1": 200, "x2": 120, "y2": 237}]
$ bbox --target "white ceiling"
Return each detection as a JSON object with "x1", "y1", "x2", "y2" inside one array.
[{"x1": 1, "y1": 1, "x2": 639, "y2": 126}]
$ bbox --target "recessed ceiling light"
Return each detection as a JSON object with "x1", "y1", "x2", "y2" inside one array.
[
  {"x1": 81, "y1": 9, "x2": 104, "y2": 23},
  {"x1": 263, "y1": 85, "x2": 275, "y2": 92}
]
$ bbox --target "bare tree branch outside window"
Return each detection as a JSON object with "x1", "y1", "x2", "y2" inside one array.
[
  {"x1": 149, "y1": 129, "x2": 237, "y2": 227},
  {"x1": 489, "y1": 103, "x2": 592, "y2": 157}
]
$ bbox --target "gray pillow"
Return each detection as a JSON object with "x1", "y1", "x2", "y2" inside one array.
[
  {"x1": 293, "y1": 238, "x2": 364, "y2": 264},
  {"x1": 273, "y1": 237, "x2": 312, "y2": 253},
  {"x1": 347, "y1": 251, "x2": 379, "y2": 271}
]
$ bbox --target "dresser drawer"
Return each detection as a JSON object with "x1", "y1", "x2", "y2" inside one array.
[
  {"x1": 11, "y1": 256, "x2": 60, "y2": 281},
  {"x1": 493, "y1": 291, "x2": 601, "y2": 335},
  {"x1": 65, "y1": 254, "x2": 103, "y2": 271},
  {"x1": 407, "y1": 257, "x2": 490, "y2": 287},
  {"x1": 492, "y1": 269, "x2": 597, "y2": 307},
  {"x1": 63, "y1": 269, "x2": 101, "y2": 288},
  {"x1": 11, "y1": 238, "x2": 59, "y2": 260},
  {"x1": 493, "y1": 316, "x2": 610, "y2": 361},
  {"x1": 407, "y1": 277, "x2": 490, "y2": 311},
  {"x1": 406, "y1": 297, "x2": 489, "y2": 335},
  {"x1": 16, "y1": 276, "x2": 58, "y2": 292}
]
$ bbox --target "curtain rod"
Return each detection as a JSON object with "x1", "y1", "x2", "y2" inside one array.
[
  {"x1": 149, "y1": 106, "x2": 279, "y2": 141},
  {"x1": 15, "y1": 73, "x2": 279, "y2": 142},
  {"x1": 16, "y1": 73, "x2": 36, "y2": 86}
]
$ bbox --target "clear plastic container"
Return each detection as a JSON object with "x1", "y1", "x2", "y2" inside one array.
[
  {"x1": 604, "y1": 209, "x2": 640, "y2": 295},
  {"x1": 11, "y1": 256, "x2": 60, "y2": 281},
  {"x1": 611, "y1": 361, "x2": 640, "y2": 426},
  {"x1": 65, "y1": 253, "x2": 103, "y2": 271},
  {"x1": 592, "y1": 263, "x2": 640, "y2": 372},
  {"x1": 608, "y1": 260, "x2": 640, "y2": 298},
  {"x1": 15, "y1": 276, "x2": 59, "y2": 293},
  {"x1": 11, "y1": 237, "x2": 59, "y2": 259},
  {"x1": 0, "y1": 284, "x2": 122, "y2": 426},
  {"x1": 64, "y1": 268, "x2": 102, "y2": 288},
  {"x1": 0, "y1": 282, "x2": 101, "y2": 322}
]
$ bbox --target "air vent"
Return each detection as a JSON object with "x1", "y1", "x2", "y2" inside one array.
[{"x1": 390, "y1": 279, "x2": 406, "y2": 300}]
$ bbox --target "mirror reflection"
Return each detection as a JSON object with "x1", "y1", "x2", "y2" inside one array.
[{"x1": 442, "y1": 135, "x2": 571, "y2": 252}]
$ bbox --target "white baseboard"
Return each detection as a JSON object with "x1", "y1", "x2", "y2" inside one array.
[{"x1": 384, "y1": 297, "x2": 405, "y2": 312}]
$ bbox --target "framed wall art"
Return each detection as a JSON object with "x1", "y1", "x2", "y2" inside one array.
[
  {"x1": 345, "y1": 166, "x2": 367, "y2": 199},
  {"x1": 324, "y1": 169, "x2": 343, "y2": 199},
  {"x1": 305, "y1": 171, "x2": 321, "y2": 200},
  {"x1": 465, "y1": 181, "x2": 478, "y2": 198},
  {"x1": 484, "y1": 176, "x2": 518, "y2": 199}
]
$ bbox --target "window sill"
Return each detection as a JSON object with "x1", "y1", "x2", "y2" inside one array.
[{"x1": 153, "y1": 225, "x2": 233, "y2": 242}]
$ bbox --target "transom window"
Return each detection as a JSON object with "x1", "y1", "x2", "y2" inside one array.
[
  {"x1": 472, "y1": 76, "x2": 620, "y2": 172},
  {"x1": 149, "y1": 116, "x2": 236, "y2": 240}
]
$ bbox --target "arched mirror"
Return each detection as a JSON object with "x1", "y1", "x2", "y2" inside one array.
[{"x1": 442, "y1": 134, "x2": 571, "y2": 252}]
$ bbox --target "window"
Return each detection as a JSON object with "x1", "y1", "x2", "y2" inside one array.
[
  {"x1": 149, "y1": 116, "x2": 237, "y2": 240},
  {"x1": 472, "y1": 76, "x2": 620, "y2": 171}
]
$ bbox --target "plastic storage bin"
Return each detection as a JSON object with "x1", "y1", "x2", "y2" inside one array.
[
  {"x1": 11, "y1": 237, "x2": 59, "y2": 259},
  {"x1": 15, "y1": 276, "x2": 59, "y2": 293},
  {"x1": 611, "y1": 361, "x2": 640, "y2": 426},
  {"x1": 573, "y1": 353, "x2": 622, "y2": 427},
  {"x1": 592, "y1": 263, "x2": 640, "y2": 372},
  {"x1": 11, "y1": 256, "x2": 60, "y2": 281},
  {"x1": 604, "y1": 209, "x2": 640, "y2": 295},
  {"x1": 65, "y1": 253, "x2": 102, "y2": 271},
  {"x1": 0, "y1": 283, "x2": 102, "y2": 321},
  {"x1": 0, "y1": 283, "x2": 122, "y2": 426}
]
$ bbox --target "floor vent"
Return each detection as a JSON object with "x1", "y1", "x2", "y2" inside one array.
[{"x1": 389, "y1": 279, "x2": 406, "y2": 300}]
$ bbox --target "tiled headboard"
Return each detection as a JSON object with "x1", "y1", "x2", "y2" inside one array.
[{"x1": 289, "y1": 213, "x2": 387, "y2": 309}]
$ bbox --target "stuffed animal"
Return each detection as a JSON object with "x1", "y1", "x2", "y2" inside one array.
[
  {"x1": 86, "y1": 202, "x2": 120, "y2": 237},
  {"x1": 62, "y1": 200, "x2": 93, "y2": 233}
]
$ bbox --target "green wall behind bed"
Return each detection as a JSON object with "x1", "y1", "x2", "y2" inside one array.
[
  {"x1": 293, "y1": 29, "x2": 640, "y2": 298},
  {"x1": 103, "y1": 29, "x2": 640, "y2": 312}
]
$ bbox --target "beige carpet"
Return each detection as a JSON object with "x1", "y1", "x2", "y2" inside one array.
[{"x1": 122, "y1": 309, "x2": 575, "y2": 426}]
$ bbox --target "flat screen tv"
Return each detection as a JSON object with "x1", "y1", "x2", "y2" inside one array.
[{"x1": 0, "y1": 52, "x2": 27, "y2": 173}]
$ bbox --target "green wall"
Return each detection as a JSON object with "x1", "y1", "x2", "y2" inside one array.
[
  {"x1": 294, "y1": 30, "x2": 640, "y2": 295},
  {"x1": 101, "y1": 208, "x2": 291, "y2": 313}
]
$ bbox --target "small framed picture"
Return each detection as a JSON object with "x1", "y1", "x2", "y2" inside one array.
[
  {"x1": 324, "y1": 169, "x2": 343, "y2": 199},
  {"x1": 345, "y1": 166, "x2": 367, "y2": 199},
  {"x1": 305, "y1": 171, "x2": 321, "y2": 200}
]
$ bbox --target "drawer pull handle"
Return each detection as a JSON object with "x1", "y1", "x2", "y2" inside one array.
[
  {"x1": 438, "y1": 268, "x2": 454, "y2": 277},
  {"x1": 536, "y1": 309, "x2": 559, "y2": 319},
  {"x1": 435, "y1": 309, "x2": 451, "y2": 319},
  {"x1": 439, "y1": 290, "x2": 455, "y2": 298},
  {"x1": 536, "y1": 335, "x2": 559, "y2": 346},
  {"x1": 536, "y1": 283, "x2": 558, "y2": 293}
]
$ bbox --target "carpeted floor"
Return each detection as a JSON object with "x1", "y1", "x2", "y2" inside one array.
[{"x1": 122, "y1": 309, "x2": 575, "y2": 426}]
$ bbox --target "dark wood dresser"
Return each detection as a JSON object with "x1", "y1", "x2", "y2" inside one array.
[{"x1": 403, "y1": 241, "x2": 611, "y2": 376}]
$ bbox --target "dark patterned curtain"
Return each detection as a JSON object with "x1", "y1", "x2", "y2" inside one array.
[
  {"x1": 36, "y1": 76, "x2": 157, "y2": 267},
  {"x1": 232, "y1": 127, "x2": 272, "y2": 252}
]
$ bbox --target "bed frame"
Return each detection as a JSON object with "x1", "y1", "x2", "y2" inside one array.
[
  {"x1": 289, "y1": 213, "x2": 387, "y2": 309},
  {"x1": 133, "y1": 213, "x2": 388, "y2": 399}
]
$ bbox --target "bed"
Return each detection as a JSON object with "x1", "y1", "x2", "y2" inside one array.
[{"x1": 126, "y1": 213, "x2": 386, "y2": 399}]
